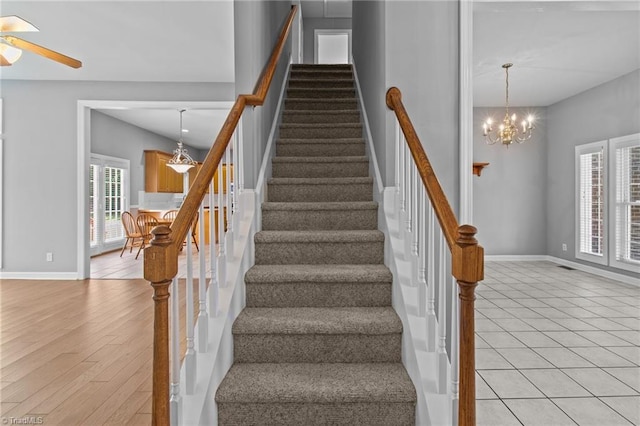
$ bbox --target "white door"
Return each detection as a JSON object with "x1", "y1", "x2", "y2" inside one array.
[
  {"x1": 90, "y1": 154, "x2": 130, "y2": 256},
  {"x1": 315, "y1": 30, "x2": 351, "y2": 64}
]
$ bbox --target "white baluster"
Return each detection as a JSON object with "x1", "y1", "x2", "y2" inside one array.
[
  {"x1": 426, "y1": 205, "x2": 437, "y2": 352},
  {"x1": 232, "y1": 126, "x2": 239, "y2": 213},
  {"x1": 238, "y1": 116, "x2": 244, "y2": 194},
  {"x1": 416, "y1": 187, "x2": 426, "y2": 316},
  {"x1": 197, "y1": 201, "x2": 208, "y2": 352},
  {"x1": 170, "y1": 277, "x2": 182, "y2": 425},
  {"x1": 208, "y1": 182, "x2": 219, "y2": 317},
  {"x1": 225, "y1": 143, "x2": 234, "y2": 257},
  {"x1": 437, "y1": 231, "x2": 448, "y2": 394},
  {"x1": 217, "y1": 161, "x2": 227, "y2": 287},
  {"x1": 395, "y1": 121, "x2": 401, "y2": 213},
  {"x1": 399, "y1": 133, "x2": 406, "y2": 223},
  {"x1": 184, "y1": 212, "x2": 196, "y2": 395},
  {"x1": 409, "y1": 165, "x2": 419, "y2": 285},
  {"x1": 182, "y1": 173, "x2": 196, "y2": 395},
  {"x1": 450, "y1": 272, "x2": 460, "y2": 425},
  {"x1": 404, "y1": 143, "x2": 412, "y2": 246}
]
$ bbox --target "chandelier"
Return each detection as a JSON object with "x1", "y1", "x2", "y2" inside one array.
[
  {"x1": 482, "y1": 63, "x2": 534, "y2": 146},
  {"x1": 167, "y1": 109, "x2": 196, "y2": 173}
]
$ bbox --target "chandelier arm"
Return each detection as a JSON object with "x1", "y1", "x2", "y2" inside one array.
[{"x1": 484, "y1": 133, "x2": 499, "y2": 145}]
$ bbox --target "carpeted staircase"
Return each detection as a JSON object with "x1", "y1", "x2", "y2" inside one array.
[{"x1": 215, "y1": 64, "x2": 417, "y2": 425}]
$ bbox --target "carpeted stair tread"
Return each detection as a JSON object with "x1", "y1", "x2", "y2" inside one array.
[
  {"x1": 233, "y1": 307, "x2": 401, "y2": 335},
  {"x1": 288, "y1": 78, "x2": 355, "y2": 89},
  {"x1": 291, "y1": 64, "x2": 353, "y2": 70},
  {"x1": 245, "y1": 267, "x2": 392, "y2": 308},
  {"x1": 276, "y1": 137, "x2": 364, "y2": 145},
  {"x1": 285, "y1": 98, "x2": 358, "y2": 110},
  {"x1": 280, "y1": 123, "x2": 362, "y2": 130},
  {"x1": 281, "y1": 110, "x2": 360, "y2": 124},
  {"x1": 255, "y1": 230, "x2": 384, "y2": 244},
  {"x1": 216, "y1": 363, "x2": 416, "y2": 404},
  {"x1": 245, "y1": 264, "x2": 391, "y2": 283},
  {"x1": 268, "y1": 176, "x2": 372, "y2": 185},
  {"x1": 261, "y1": 201, "x2": 376, "y2": 211},
  {"x1": 287, "y1": 88, "x2": 356, "y2": 99},
  {"x1": 261, "y1": 202, "x2": 377, "y2": 230},
  {"x1": 272, "y1": 156, "x2": 368, "y2": 164}
]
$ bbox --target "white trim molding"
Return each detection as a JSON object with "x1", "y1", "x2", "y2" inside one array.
[
  {"x1": 459, "y1": 0, "x2": 473, "y2": 225},
  {"x1": 0, "y1": 271, "x2": 80, "y2": 280}
]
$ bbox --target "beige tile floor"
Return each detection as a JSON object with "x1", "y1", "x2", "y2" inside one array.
[{"x1": 476, "y1": 261, "x2": 640, "y2": 426}]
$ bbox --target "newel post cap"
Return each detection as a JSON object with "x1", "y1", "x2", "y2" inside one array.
[
  {"x1": 144, "y1": 225, "x2": 179, "y2": 284},
  {"x1": 452, "y1": 224, "x2": 484, "y2": 284}
]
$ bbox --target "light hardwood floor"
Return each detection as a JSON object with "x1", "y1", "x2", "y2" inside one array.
[{"x1": 1, "y1": 279, "x2": 155, "y2": 425}]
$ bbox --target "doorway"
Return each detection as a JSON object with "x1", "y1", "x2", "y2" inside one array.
[
  {"x1": 314, "y1": 29, "x2": 351, "y2": 64},
  {"x1": 90, "y1": 154, "x2": 130, "y2": 256}
]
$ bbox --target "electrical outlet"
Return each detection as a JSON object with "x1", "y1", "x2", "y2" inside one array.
[
  {"x1": 46, "y1": 252, "x2": 53, "y2": 262},
  {"x1": 562, "y1": 244, "x2": 567, "y2": 252}
]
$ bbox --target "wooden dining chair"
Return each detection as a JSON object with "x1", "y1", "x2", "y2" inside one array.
[
  {"x1": 163, "y1": 210, "x2": 178, "y2": 222},
  {"x1": 120, "y1": 211, "x2": 145, "y2": 258},
  {"x1": 163, "y1": 210, "x2": 199, "y2": 252},
  {"x1": 135, "y1": 213, "x2": 159, "y2": 259}
]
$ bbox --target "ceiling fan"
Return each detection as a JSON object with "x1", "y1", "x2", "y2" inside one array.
[{"x1": 0, "y1": 15, "x2": 82, "y2": 68}]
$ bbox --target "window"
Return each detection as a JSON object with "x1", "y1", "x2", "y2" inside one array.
[
  {"x1": 576, "y1": 141, "x2": 607, "y2": 264},
  {"x1": 610, "y1": 134, "x2": 640, "y2": 272},
  {"x1": 576, "y1": 134, "x2": 640, "y2": 271},
  {"x1": 90, "y1": 154, "x2": 130, "y2": 256}
]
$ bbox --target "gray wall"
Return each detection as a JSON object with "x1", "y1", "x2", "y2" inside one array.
[
  {"x1": 352, "y1": 0, "x2": 386, "y2": 183},
  {"x1": 353, "y1": 1, "x2": 459, "y2": 211},
  {"x1": 473, "y1": 107, "x2": 548, "y2": 255},
  {"x1": 303, "y1": 17, "x2": 352, "y2": 64},
  {"x1": 91, "y1": 111, "x2": 203, "y2": 206},
  {"x1": 547, "y1": 69, "x2": 640, "y2": 276},
  {"x1": 0, "y1": 79, "x2": 233, "y2": 274},
  {"x1": 234, "y1": 1, "x2": 292, "y2": 189}
]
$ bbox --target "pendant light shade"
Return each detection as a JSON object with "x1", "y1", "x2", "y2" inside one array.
[{"x1": 167, "y1": 109, "x2": 196, "y2": 173}]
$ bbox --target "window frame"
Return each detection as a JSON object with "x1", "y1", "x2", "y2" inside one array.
[
  {"x1": 608, "y1": 133, "x2": 640, "y2": 272},
  {"x1": 90, "y1": 153, "x2": 130, "y2": 256},
  {"x1": 575, "y1": 140, "x2": 608, "y2": 265}
]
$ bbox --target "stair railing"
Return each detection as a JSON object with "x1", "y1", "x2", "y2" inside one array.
[
  {"x1": 386, "y1": 87, "x2": 483, "y2": 426},
  {"x1": 144, "y1": 6, "x2": 298, "y2": 425}
]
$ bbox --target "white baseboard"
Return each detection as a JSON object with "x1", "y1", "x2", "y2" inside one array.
[
  {"x1": 485, "y1": 255, "x2": 640, "y2": 287},
  {"x1": 0, "y1": 271, "x2": 81, "y2": 280}
]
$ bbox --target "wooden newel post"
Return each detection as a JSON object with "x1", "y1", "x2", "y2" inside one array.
[
  {"x1": 144, "y1": 225, "x2": 179, "y2": 426},
  {"x1": 452, "y1": 224, "x2": 484, "y2": 426}
]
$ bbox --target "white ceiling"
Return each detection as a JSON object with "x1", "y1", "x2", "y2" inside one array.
[
  {"x1": 97, "y1": 107, "x2": 229, "y2": 151},
  {"x1": 474, "y1": 1, "x2": 640, "y2": 106},
  {"x1": 1, "y1": 1, "x2": 637, "y2": 146}
]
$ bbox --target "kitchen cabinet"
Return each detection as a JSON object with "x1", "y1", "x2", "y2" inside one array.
[
  {"x1": 145, "y1": 150, "x2": 233, "y2": 194},
  {"x1": 144, "y1": 150, "x2": 185, "y2": 193},
  {"x1": 189, "y1": 163, "x2": 233, "y2": 194}
]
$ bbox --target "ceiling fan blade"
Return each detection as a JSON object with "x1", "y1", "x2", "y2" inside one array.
[
  {"x1": 1, "y1": 35, "x2": 81, "y2": 68},
  {"x1": 0, "y1": 43, "x2": 22, "y2": 65},
  {"x1": 0, "y1": 16, "x2": 39, "y2": 32}
]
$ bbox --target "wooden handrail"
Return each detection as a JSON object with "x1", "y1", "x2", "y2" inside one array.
[
  {"x1": 386, "y1": 86, "x2": 484, "y2": 426},
  {"x1": 386, "y1": 87, "x2": 459, "y2": 250},
  {"x1": 144, "y1": 6, "x2": 298, "y2": 425}
]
